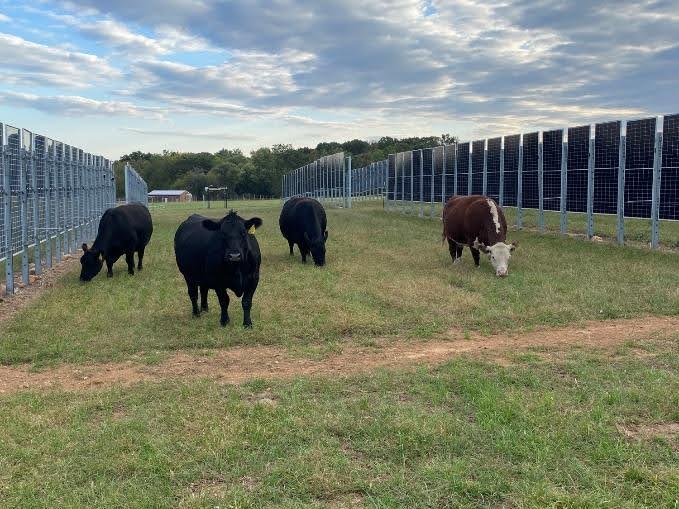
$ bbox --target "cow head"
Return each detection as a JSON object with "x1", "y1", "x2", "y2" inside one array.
[
  {"x1": 202, "y1": 210, "x2": 262, "y2": 266},
  {"x1": 473, "y1": 239, "x2": 517, "y2": 277},
  {"x1": 80, "y1": 243, "x2": 103, "y2": 281},
  {"x1": 304, "y1": 230, "x2": 328, "y2": 267}
]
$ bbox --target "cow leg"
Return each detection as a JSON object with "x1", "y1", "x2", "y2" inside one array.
[
  {"x1": 215, "y1": 287, "x2": 230, "y2": 326},
  {"x1": 241, "y1": 277, "x2": 259, "y2": 328},
  {"x1": 300, "y1": 247, "x2": 308, "y2": 263},
  {"x1": 125, "y1": 252, "x2": 135, "y2": 275},
  {"x1": 187, "y1": 281, "x2": 200, "y2": 316},
  {"x1": 137, "y1": 247, "x2": 145, "y2": 270},
  {"x1": 447, "y1": 239, "x2": 460, "y2": 264},
  {"x1": 105, "y1": 258, "x2": 114, "y2": 277},
  {"x1": 470, "y1": 247, "x2": 481, "y2": 267},
  {"x1": 200, "y1": 286, "x2": 209, "y2": 312},
  {"x1": 455, "y1": 244, "x2": 464, "y2": 262},
  {"x1": 288, "y1": 240, "x2": 294, "y2": 256}
]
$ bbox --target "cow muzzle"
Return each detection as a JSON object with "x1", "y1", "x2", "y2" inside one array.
[
  {"x1": 496, "y1": 269, "x2": 508, "y2": 278},
  {"x1": 225, "y1": 252, "x2": 242, "y2": 263}
]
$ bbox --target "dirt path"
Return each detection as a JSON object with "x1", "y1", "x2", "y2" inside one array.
[{"x1": 1, "y1": 316, "x2": 676, "y2": 394}]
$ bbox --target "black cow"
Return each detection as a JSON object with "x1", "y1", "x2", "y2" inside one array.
[
  {"x1": 80, "y1": 202, "x2": 153, "y2": 281},
  {"x1": 279, "y1": 196, "x2": 328, "y2": 266},
  {"x1": 174, "y1": 210, "x2": 262, "y2": 328}
]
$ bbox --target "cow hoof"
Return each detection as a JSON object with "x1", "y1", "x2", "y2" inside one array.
[
  {"x1": 453, "y1": 258, "x2": 461, "y2": 265},
  {"x1": 107, "y1": 272, "x2": 113, "y2": 278},
  {"x1": 137, "y1": 266, "x2": 143, "y2": 271},
  {"x1": 243, "y1": 322, "x2": 253, "y2": 329},
  {"x1": 220, "y1": 317, "x2": 230, "y2": 327},
  {"x1": 201, "y1": 306, "x2": 209, "y2": 312},
  {"x1": 128, "y1": 271, "x2": 134, "y2": 276},
  {"x1": 193, "y1": 311, "x2": 201, "y2": 318}
]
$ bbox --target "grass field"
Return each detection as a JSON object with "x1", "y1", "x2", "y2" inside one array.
[
  {"x1": 1, "y1": 200, "x2": 678, "y2": 366},
  {"x1": 0, "y1": 200, "x2": 677, "y2": 507}
]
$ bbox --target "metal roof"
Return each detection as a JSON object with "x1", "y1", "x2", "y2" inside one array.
[{"x1": 148, "y1": 190, "x2": 191, "y2": 196}]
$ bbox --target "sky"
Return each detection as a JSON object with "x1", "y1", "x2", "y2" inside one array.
[{"x1": 0, "y1": 0, "x2": 677, "y2": 160}]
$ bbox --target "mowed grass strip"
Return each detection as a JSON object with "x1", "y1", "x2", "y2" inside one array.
[
  {"x1": 1, "y1": 200, "x2": 678, "y2": 366},
  {"x1": 0, "y1": 336, "x2": 677, "y2": 508}
]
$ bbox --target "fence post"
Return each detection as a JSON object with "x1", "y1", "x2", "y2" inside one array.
[
  {"x1": 467, "y1": 143, "x2": 473, "y2": 196},
  {"x1": 29, "y1": 133, "x2": 41, "y2": 276},
  {"x1": 499, "y1": 137, "x2": 505, "y2": 206},
  {"x1": 441, "y1": 145, "x2": 447, "y2": 205},
  {"x1": 430, "y1": 149, "x2": 435, "y2": 217},
  {"x1": 482, "y1": 140, "x2": 488, "y2": 196},
  {"x1": 651, "y1": 117, "x2": 663, "y2": 249},
  {"x1": 616, "y1": 121, "x2": 627, "y2": 245},
  {"x1": 44, "y1": 140, "x2": 53, "y2": 268},
  {"x1": 345, "y1": 155, "x2": 352, "y2": 209},
  {"x1": 560, "y1": 131, "x2": 568, "y2": 235},
  {"x1": 54, "y1": 144, "x2": 62, "y2": 263},
  {"x1": 19, "y1": 130, "x2": 29, "y2": 285},
  {"x1": 418, "y1": 149, "x2": 424, "y2": 217},
  {"x1": 2, "y1": 124, "x2": 14, "y2": 295},
  {"x1": 453, "y1": 143, "x2": 458, "y2": 196},
  {"x1": 538, "y1": 132, "x2": 544, "y2": 233},
  {"x1": 517, "y1": 135, "x2": 523, "y2": 229},
  {"x1": 587, "y1": 128, "x2": 595, "y2": 239}
]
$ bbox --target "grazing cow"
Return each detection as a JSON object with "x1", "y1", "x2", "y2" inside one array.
[
  {"x1": 279, "y1": 196, "x2": 328, "y2": 266},
  {"x1": 174, "y1": 210, "x2": 262, "y2": 328},
  {"x1": 80, "y1": 202, "x2": 153, "y2": 281},
  {"x1": 442, "y1": 195, "x2": 517, "y2": 277}
]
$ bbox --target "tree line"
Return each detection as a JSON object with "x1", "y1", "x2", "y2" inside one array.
[{"x1": 114, "y1": 135, "x2": 456, "y2": 199}]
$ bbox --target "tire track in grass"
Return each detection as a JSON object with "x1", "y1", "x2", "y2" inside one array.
[{"x1": 0, "y1": 315, "x2": 677, "y2": 394}]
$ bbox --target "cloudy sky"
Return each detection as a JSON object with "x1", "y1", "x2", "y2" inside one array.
[{"x1": 0, "y1": 0, "x2": 677, "y2": 159}]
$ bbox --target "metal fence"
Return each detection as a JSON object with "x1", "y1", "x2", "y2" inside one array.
[
  {"x1": 124, "y1": 164, "x2": 148, "y2": 206},
  {"x1": 386, "y1": 113, "x2": 679, "y2": 248},
  {"x1": 282, "y1": 152, "x2": 388, "y2": 206},
  {"x1": 282, "y1": 152, "x2": 352, "y2": 207},
  {"x1": 1, "y1": 122, "x2": 116, "y2": 295},
  {"x1": 349, "y1": 159, "x2": 388, "y2": 201}
]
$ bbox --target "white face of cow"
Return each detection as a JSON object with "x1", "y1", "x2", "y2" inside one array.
[{"x1": 474, "y1": 239, "x2": 517, "y2": 277}]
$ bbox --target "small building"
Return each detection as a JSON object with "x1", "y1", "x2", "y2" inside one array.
[{"x1": 148, "y1": 190, "x2": 193, "y2": 203}]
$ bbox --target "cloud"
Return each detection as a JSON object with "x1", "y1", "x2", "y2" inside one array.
[
  {"x1": 0, "y1": 32, "x2": 119, "y2": 88},
  {"x1": 4, "y1": 0, "x2": 679, "y2": 152},
  {"x1": 0, "y1": 13, "x2": 10, "y2": 22},
  {"x1": 121, "y1": 127, "x2": 255, "y2": 141},
  {"x1": 0, "y1": 91, "x2": 164, "y2": 118}
]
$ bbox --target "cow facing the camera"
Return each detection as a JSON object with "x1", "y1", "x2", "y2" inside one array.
[
  {"x1": 442, "y1": 195, "x2": 517, "y2": 277},
  {"x1": 174, "y1": 210, "x2": 262, "y2": 328}
]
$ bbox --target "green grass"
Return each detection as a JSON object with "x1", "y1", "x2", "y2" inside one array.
[
  {"x1": 0, "y1": 336, "x2": 676, "y2": 508},
  {"x1": 1, "y1": 199, "x2": 678, "y2": 366}
]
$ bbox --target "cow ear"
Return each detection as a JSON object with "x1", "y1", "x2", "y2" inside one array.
[
  {"x1": 82, "y1": 243, "x2": 89, "y2": 253},
  {"x1": 244, "y1": 217, "x2": 262, "y2": 231},
  {"x1": 323, "y1": 230, "x2": 328, "y2": 241},
  {"x1": 202, "y1": 219, "x2": 221, "y2": 231},
  {"x1": 473, "y1": 239, "x2": 489, "y2": 253}
]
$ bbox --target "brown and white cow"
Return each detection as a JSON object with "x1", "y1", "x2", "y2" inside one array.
[{"x1": 442, "y1": 195, "x2": 517, "y2": 277}]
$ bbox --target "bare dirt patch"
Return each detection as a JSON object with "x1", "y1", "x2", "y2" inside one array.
[
  {"x1": 617, "y1": 422, "x2": 679, "y2": 449},
  {"x1": 0, "y1": 315, "x2": 677, "y2": 395},
  {"x1": 0, "y1": 256, "x2": 80, "y2": 323}
]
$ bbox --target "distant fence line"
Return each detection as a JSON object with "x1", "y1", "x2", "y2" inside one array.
[
  {"x1": 124, "y1": 164, "x2": 148, "y2": 206},
  {"x1": 386, "y1": 113, "x2": 678, "y2": 248},
  {"x1": 1, "y1": 122, "x2": 116, "y2": 295},
  {"x1": 281, "y1": 152, "x2": 387, "y2": 207},
  {"x1": 282, "y1": 113, "x2": 678, "y2": 249}
]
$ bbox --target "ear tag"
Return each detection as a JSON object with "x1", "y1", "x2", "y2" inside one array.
[{"x1": 248, "y1": 225, "x2": 257, "y2": 235}]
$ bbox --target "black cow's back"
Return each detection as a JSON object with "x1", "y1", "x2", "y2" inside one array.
[
  {"x1": 279, "y1": 197, "x2": 327, "y2": 243},
  {"x1": 96, "y1": 202, "x2": 153, "y2": 253}
]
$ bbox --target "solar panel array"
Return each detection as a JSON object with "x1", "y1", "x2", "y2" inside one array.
[
  {"x1": 282, "y1": 152, "x2": 350, "y2": 207},
  {"x1": 383, "y1": 113, "x2": 678, "y2": 248},
  {"x1": 1, "y1": 122, "x2": 116, "y2": 295}
]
